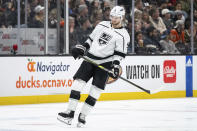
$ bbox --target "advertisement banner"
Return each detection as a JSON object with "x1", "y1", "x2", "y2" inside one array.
[
  {"x1": 186, "y1": 56, "x2": 193, "y2": 97},
  {"x1": 106, "y1": 56, "x2": 185, "y2": 93},
  {"x1": 0, "y1": 57, "x2": 83, "y2": 97},
  {"x1": 0, "y1": 56, "x2": 186, "y2": 97}
]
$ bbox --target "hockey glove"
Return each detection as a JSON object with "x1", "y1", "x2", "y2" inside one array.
[
  {"x1": 108, "y1": 60, "x2": 120, "y2": 79},
  {"x1": 72, "y1": 42, "x2": 90, "y2": 59},
  {"x1": 71, "y1": 45, "x2": 86, "y2": 59}
]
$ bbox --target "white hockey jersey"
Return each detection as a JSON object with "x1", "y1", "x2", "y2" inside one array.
[{"x1": 85, "y1": 21, "x2": 130, "y2": 64}]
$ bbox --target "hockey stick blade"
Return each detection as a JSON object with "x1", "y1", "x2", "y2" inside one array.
[
  {"x1": 149, "y1": 86, "x2": 163, "y2": 94},
  {"x1": 80, "y1": 56, "x2": 162, "y2": 94}
]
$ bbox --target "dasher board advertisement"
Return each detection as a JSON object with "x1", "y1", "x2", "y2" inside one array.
[{"x1": 0, "y1": 56, "x2": 185, "y2": 98}]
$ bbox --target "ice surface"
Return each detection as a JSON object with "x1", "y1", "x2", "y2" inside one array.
[{"x1": 0, "y1": 98, "x2": 197, "y2": 131}]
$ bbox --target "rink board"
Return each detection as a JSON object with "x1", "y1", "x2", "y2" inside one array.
[
  {"x1": 194, "y1": 56, "x2": 197, "y2": 97},
  {"x1": 0, "y1": 56, "x2": 195, "y2": 105}
]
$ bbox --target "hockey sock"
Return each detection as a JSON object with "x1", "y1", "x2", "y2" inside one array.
[
  {"x1": 67, "y1": 79, "x2": 86, "y2": 112},
  {"x1": 80, "y1": 95, "x2": 96, "y2": 116},
  {"x1": 67, "y1": 90, "x2": 80, "y2": 111},
  {"x1": 80, "y1": 85, "x2": 103, "y2": 116}
]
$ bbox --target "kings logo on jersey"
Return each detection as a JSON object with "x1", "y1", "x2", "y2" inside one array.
[{"x1": 98, "y1": 32, "x2": 112, "y2": 45}]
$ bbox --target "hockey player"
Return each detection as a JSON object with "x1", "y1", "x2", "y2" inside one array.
[{"x1": 57, "y1": 6, "x2": 130, "y2": 127}]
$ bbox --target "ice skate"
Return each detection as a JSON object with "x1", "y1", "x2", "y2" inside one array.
[
  {"x1": 57, "y1": 110, "x2": 74, "y2": 125},
  {"x1": 77, "y1": 113, "x2": 86, "y2": 127}
]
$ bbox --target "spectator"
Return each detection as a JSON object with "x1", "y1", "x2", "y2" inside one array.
[
  {"x1": 75, "y1": 0, "x2": 86, "y2": 6},
  {"x1": 149, "y1": 8, "x2": 167, "y2": 35},
  {"x1": 68, "y1": 0, "x2": 75, "y2": 16},
  {"x1": 135, "y1": 20, "x2": 142, "y2": 33},
  {"x1": 174, "y1": 2, "x2": 188, "y2": 21},
  {"x1": 160, "y1": 31, "x2": 180, "y2": 54},
  {"x1": 134, "y1": 31, "x2": 147, "y2": 54},
  {"x1": 143, "y1": 26, "x2": 162, "y2": 54},
  {"x1": 143, "y1": 2, "x2": 151, "y2": 13},
  {"x1": 179, "y1": 0, "x2": 190, "y2": 13},
  {"x1": 170, "y1": 0, "x2": 177, "y2": 7},
  {"x1": 195, "y1": 0, "x2": 197, "y2": 10},
  {"x1": 48, "y1": 8, "x2": 58, "y2": 28},
  {"x1": 90, "y1": 9, "x2": 103, "y2": 23},
  {"x1": 89, "y1": 0, "x2": 100, "y2": 17},
  {"x1": 159, "y1": 0, "x2": 169, "y2": 11},
  {"x1": 175, "y1": 2, "x2": 182, "y2": 11},
  {"x1": 134, "y1": 0, "x2": 143, "y2": 14},
  {"x1": 0, "y1": 0, "x2": 195, "y2": 55},
  {"x1": 49, "y1": 0, "x2": 57, "y2": 10},
  {"x1": 1, "y1": 1, "x2": 17, "y2": 28},
  {"x1": 76, "y1": 4, "x2": 89, "y2": 27},
  {"x1": 170, "y1": 20, "x2": 185, "y2": 44},
  {"x1": 103, "y1": 6, "x2": 110, "y2": 21},
  {"x1": 92, "y1": 18, "x2": 102, "y2": 29},
  {"x1": 174, "y1": 10, "x2": 185, "y2": 23},
  {"x1": 78, "y1": 4, "x2": 88, "y2": 17},
  {"x1": 69, "y1": 16, "x2": 78, "y2": 52},
  {"x1": 76, "y1": 17, "x2": 92, "y2": 44},
  {"x1": 184, "y1": 21, "x2": 197, "y2": 54},
  {"x1": 0, "y1": 3, "x2": 5, "y2": 27},
  {"x1": 134, "y1": 10, "x2": 143, "y2": 21},
  {"x1": 101, "y1": 0, "x2": 111, "y2": 9},
  {"x1": 145, "y1": 0, "x2": 158, "y2": 6},
  {"x1": 170, "y1": 20, "x2": 189, "y2": 54},
  {"x1": 29, "y1": 5, "x2": 44, "y2": 28},
  {"x1": 195, "y1": 22, "x2": 197, "y2": 54},
  {"x1": 29, "y1": 0, "x2": 39, "y2": 13},
  {"x1": 161, "y1": 9, "x2": 174, "y2": 31},
  {"x1": 194, "y1": 9, "x2": 197, "y2": 22},
  {"x1": 130, "y1": 0, "x2": 143, "y2": 18},
  {"x1": 68, "y1": 0, "x2": 79, "y2": 17},
  {"x1": 141, "y1": 11, "x2": 151, "y2": 34}
]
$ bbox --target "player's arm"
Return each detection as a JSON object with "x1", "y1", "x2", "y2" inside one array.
[
  {"x1": 114, "y1": 32, "x2": 130, "y2": 63},
  {"x1": 71, "y1": 22, "x2": 104, "y2": 59},
  {"x1": 109, "y1": 32, "x2": 130, "y2": 78}
]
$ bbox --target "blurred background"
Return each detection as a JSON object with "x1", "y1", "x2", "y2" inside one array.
[{"x1": 0, "y1": 0, "x2": 196, "y2": 55}]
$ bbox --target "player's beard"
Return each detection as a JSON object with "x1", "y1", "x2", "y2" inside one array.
[{"x1": 112, "y1": 21, "x2": 121, "y2": 28}]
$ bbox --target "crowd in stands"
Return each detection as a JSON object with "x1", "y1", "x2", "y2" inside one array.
[
  {"x1": 0, "y1": 0, "x2": 197, "y2": 54},
  {"x1": 0, "y1": 0, "x2": 61, "y2": 28},
  {"x1": 128, "y1": 0, "x2": 197, "y2": 54}
]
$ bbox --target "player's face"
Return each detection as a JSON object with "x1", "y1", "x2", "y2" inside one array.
[{"x1": 111, "y1": 16, "x2": 121, "y2": 26}]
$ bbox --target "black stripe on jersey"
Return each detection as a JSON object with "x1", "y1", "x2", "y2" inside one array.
[
  {"x1": 114, "y1": 31, "x2": 125, "y2": 52},
  {"x1": 88, "y1": 36, "x2": 93, "y2": 42},
  {"x1": 99, "y1": 24, "x2": 109, "y2": 28},
  {"x1": 114, "y1": 50, "x2": 126, "y2": 58},
  {"x1": 87, "y1": 52, "x2": 113, "y2": 60}
]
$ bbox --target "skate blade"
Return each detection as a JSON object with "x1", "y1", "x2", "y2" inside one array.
[
  {"x1": 57, "y1": 115, "x2": 72, "y2": 125},
  {"x1": 77, "y1": 122, "x2": 85, "y2": 128}
]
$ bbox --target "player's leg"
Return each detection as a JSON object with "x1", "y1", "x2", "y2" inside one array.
[
  {"x1": 58, "y1": 61, "x2": 93, "y2": 125},
  {"x1": 77, "y1": 62, "x2": 112, "y2": 127},
  {"x1": 77, "y1": 85, "x2": 103, "y2": 127},
  {"x1": 57, "y1": 79, "x2": 86, "y2": 125}
]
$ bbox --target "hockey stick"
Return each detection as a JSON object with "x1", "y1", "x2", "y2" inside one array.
[{"x1": 80, "y1": 56, "x2": 162, "y2": 94}]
